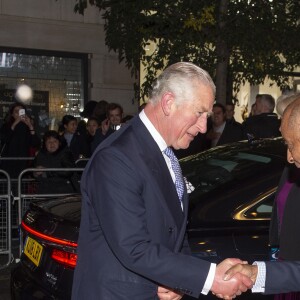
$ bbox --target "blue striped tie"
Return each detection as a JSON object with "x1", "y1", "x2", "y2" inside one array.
[{"x1": 164, "y1": 147, "x2": 185, "y2": 203}]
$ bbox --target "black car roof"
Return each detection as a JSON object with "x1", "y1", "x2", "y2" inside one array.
[
  {"x1": 28, "y1": 138, "x2": 287, "y2": 226},
  {"x1": 182, "y1": 138, "x2": 287, "y2": 226}
]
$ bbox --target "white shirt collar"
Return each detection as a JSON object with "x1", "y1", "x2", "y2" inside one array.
[{"x1": 139, "y1": 109, "x2": 167, "y2": 152}]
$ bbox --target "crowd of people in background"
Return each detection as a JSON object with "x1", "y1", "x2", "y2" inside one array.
[
  {"x1": 0, "y1": 98, "x2": 135, "y2": 182},
  {"x1": 0, "y1": 92, "x2": 296, "y2": 183},
  {"x1": 1, "y1": 88, "x2": 300, "y2": 298}
]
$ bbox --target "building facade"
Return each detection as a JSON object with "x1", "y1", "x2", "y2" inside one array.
[{"x1": 0, "y1": 0, "x2": 137, "y2": 130}]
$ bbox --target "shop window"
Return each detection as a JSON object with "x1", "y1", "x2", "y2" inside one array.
[{"x1": 0, "y1": 49, "x2": 87, "y2": 135}]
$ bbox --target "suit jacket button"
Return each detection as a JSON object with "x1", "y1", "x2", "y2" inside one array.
[{"x1": 168, "y1": 227, "x2": 173, "y2": 233}]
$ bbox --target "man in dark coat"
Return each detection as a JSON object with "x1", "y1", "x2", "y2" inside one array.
[
  {"x1": 205, "y1": 103, "x2": 244, "y2": 148},
  {"x1": 72, "y1": 62, "x2": 253, "y2": 300},
  {"x1": 242, "y1": 94, "x2": 280, "y2": 139}
]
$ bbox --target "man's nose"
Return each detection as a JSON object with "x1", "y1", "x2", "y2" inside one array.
[{"x1": 196, "y1": 116, "x2": 207, "y2": 134}]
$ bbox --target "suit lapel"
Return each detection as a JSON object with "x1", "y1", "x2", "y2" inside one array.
[{"x1": 132, "y1": 117, "x2": 184, "y2": 229}]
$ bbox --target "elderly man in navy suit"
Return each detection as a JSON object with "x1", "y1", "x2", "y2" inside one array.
[{"x1": 72, "y1": 62, "x2": 253, "y2": 300}]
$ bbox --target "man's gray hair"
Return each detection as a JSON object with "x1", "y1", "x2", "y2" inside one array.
[
  {"x1": 259, "y1": 94, "x2": 276, "y2": 112},
  {"x1": 149, "y1": 62, "x2": 216, "y2": 105}
]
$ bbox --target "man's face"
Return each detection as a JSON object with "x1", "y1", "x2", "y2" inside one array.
[
  {"x1": 87, "y1": 119, "x2": 98, "y2": 136},
  {"x1": 64, "y1": 120, "x2": 78, "y2": 134},
  {"x1": 45, "y1": 137, "x2": 60, "y2": 153},
  {"x1": 212, "y1": 106, "x2": 226, "y2": 127},
  {"x1": 281, "y1": 116, "x2": 300, "y2": 168},
  {"x1": 225, "y1": 104, "x2": 234, "y2": 120},
  {"x1": 108, "y1": 108, "x2": 122, "y2": 126},
  {"x1": 168, "y1": 83, "x2": 214, "y2": 149}
]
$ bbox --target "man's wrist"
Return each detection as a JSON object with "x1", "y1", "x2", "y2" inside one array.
[
  {"x1": 201, "y1": 263, "x2": 216, "y2": 295},
  {"x1": 252, "y1": 262, "x2": 266, "y2": 293}
]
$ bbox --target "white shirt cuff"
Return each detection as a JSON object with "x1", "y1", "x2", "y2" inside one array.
[
  {"x1": 252, "y1": 261, "x2": 266, "y2": 293},
  {"x1": 201, "y1": 263, "x2": 216, "y2": 295}
]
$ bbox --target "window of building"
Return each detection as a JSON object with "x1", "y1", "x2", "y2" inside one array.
[{"x1": 0, "y1": 48, "x2": 87, "y2": 135}]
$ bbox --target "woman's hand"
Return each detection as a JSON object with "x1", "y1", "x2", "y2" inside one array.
[
  {"x1": 23, "y1": 115, "x2": 34, "y2": 131},
  {"x1": 11, "y1": 115, "x2": 23, "y2": 130}
]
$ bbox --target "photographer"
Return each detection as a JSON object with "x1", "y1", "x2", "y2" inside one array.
[
  {"x1": 90, "y1": 102, "x2": 123, "y2": 153},
  {"x1": 0, "y1": 102, "x2": 40, "y2": 178}
]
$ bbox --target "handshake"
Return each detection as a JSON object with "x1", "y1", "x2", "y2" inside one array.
[
  {"x1": 157, "y1": 258, "x2": 258, "y2": 300},
  {"x1": 210, "y1": 258, "x2": 258, "y2": 299}
]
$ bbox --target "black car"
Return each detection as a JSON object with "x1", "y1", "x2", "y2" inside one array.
[{"x1": 11, "y1": 138, "x2": 287, "y2": 299}]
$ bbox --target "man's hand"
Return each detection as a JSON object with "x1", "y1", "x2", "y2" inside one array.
[
  {"x1": 101, "y1": 118, "x2": 110, "y2": 135},
  {"x1": 224, "y1": 264, "x2": 258, "y2": 284},
  {"x1": 157, "y1": 286, "x2": 183, "y2": 300},
  {"x1": 211, "y1": 258, "x2": 253, "y2": 299}
]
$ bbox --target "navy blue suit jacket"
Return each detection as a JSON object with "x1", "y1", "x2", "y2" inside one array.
[
  {"x1": 265, "y1": 261, "x2": 300, "y2": 294},
  {"x1": 72, "y1": 116, "x2": 211, "y2": 300}
]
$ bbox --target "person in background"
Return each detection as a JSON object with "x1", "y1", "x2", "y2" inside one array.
[
  {"x1": 86, "y1": 117, "x2": 100, "y2": 156},
  {"x1": 225, "y1": 96, "x2": 300, "y2": 296},
  {"x1": 90, "y1": 103, "x2": 124, "y2": 153},
  {"x1": 92, "y1": 100, "x2": 109, "y2": 124},
  {"x1": 77, "y1": 119, "x2": 88, "y2": 139},
  {"x1": 33, "y1": 130, "x2": 79, "y2": 194},
  {"x1": 0, "y1": 102, "x2": 40, "y2": 178},
  {"x1": 60, "y1": 114, "x2": 89, "y2": 161},
  {"x1": 276, "y1": 92, "x2": 300, "y2": 117},
  {"x1": 77, "y1": 100, "x2": 99, "y2": 145},
  {"x1": 225, "y1": 102, "x2": 242, "y2": 128},
  {"x1": 72, "y1": 62, "x2": 253, "y2": 300},
  {"x1": 80, "y1": 100, "x2": 98, "y2": 119},
  {"x1": 205, "y1": 103, "x2": 244, "y2": 148},
  {"x1": 107, "y1": 102, "x2": 123, "y2": 130},
  {"x1": 242, "y1": 94, "x2": 280, "y2": 139}
]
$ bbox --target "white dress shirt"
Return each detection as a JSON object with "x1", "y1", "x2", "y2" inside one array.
[{"x1": 252, "y1": 262, "x2": 266, "y2": 293}]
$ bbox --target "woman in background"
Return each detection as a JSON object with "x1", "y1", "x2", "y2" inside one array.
[
  {"x1": 86, "y1": 117, "x2": 99, "y2": 157},
  {"x1": 34, "y1": 130, "x2": 79, "y2": 194},
  {"x1": 0, "y1": 102, "x2": 40, "y2": 178}
]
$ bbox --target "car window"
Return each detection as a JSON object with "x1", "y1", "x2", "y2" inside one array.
[
  {"x1": 182, "y1": 149, "x2": 278, "y2": 197},
  {"x1": 243, "y1": 193, "x2": 275, "y2": 219}
]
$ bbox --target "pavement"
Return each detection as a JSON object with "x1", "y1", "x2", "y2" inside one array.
[
  {"x1": 0, "y1": 240, "x2": 20, "y2": 300},
  {"x1": 0, "y1": 264, "x2": 12, "y2": 300}
]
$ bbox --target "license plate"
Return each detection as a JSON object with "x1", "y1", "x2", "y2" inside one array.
[{"x1": 24, "y1": 236, "x2": 43, "y2": 267}]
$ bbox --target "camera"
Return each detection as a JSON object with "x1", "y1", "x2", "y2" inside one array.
[
  {"x1": 112, "y1": 124, "x2": 121, "y2": 131},
  {"x1": 19, "y1": 109, "x2": 26, "y2": 118}
]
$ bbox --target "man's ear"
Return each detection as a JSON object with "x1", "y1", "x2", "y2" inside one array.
[{"x1": 161, "y1": 92, "x2": 175, "y2": 116}]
